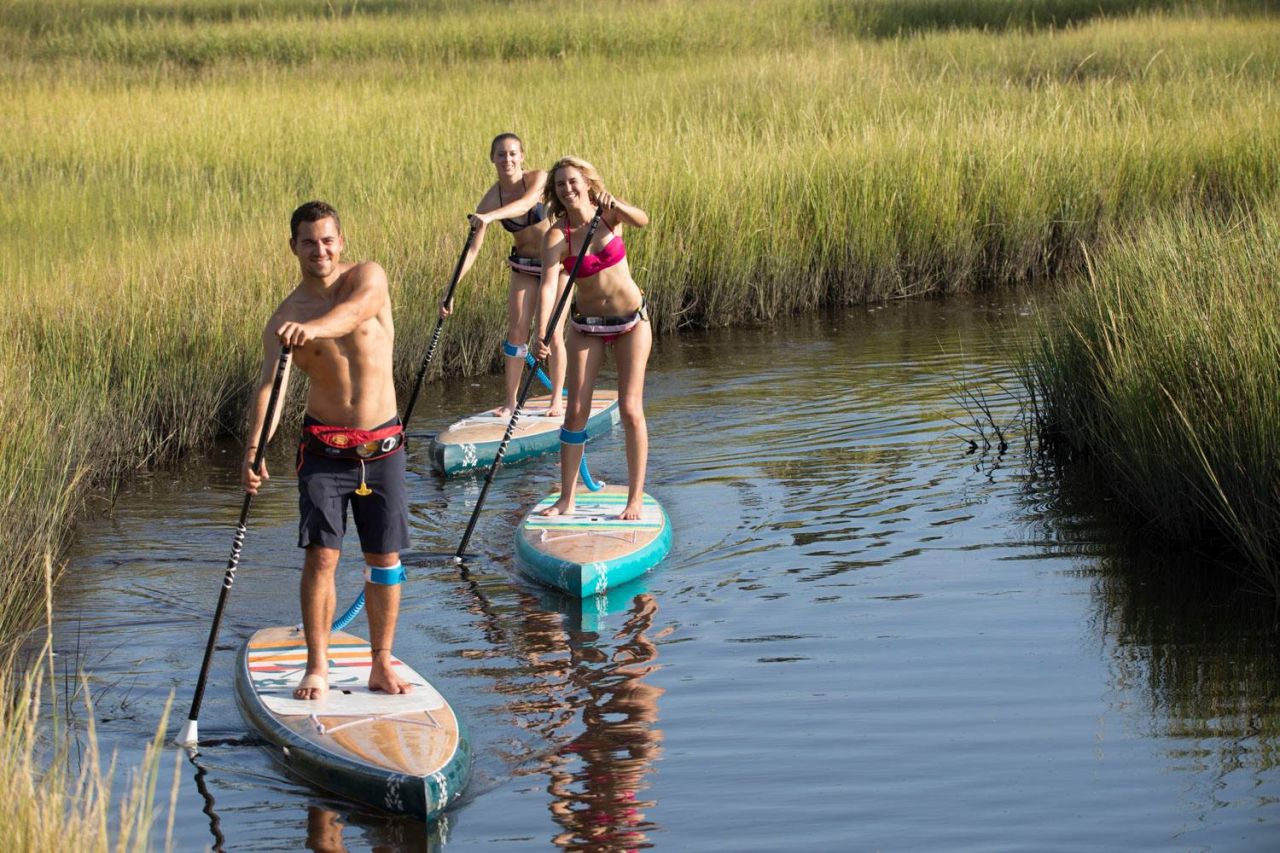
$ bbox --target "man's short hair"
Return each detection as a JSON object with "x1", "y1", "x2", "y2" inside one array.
[{"x1": 290, "y1": 200, "x2": 342, "y2": 240}]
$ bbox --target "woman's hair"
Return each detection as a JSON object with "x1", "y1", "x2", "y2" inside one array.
[
  {"x1": 489, "y1": 132, "x2": 524, "y2": 158},
  {"x1": 543, "y1": 156, "x2": 606, "y2": 221}
]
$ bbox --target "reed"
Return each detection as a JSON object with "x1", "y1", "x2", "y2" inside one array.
[
  {"x1": 0, "y1": 561, "x2": 178, "y2": 851},
  {"x1": 1025, "y1": 203, "x2": 1280, "y2": 592}
]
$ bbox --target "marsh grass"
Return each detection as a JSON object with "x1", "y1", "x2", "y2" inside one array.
[
  {"x1": 1025, "y1": 204, "x2": 1280, "y2": 592},
  {"x1": 3, "y1": 1, "x2": 1274, "y2": 67},
  {"x1": 0, "y1": 560, "x2": 178, "y2": 851}
]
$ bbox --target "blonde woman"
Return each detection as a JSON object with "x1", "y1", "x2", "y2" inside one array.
[
  {"x1": 534, "y1": 157, "x2": 650, "y2": 520},
  {"x1": 442, "y1": 133, "x2": 564, "y2": 418}
]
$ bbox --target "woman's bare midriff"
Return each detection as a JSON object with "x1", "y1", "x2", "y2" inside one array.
[{"x1": 571, "y1": 264, "x2": 644, "y2": 316}]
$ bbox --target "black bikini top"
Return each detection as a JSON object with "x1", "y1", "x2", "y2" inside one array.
[{"x1": 497, "y1": 174, "x2": 547, "y2": 234}]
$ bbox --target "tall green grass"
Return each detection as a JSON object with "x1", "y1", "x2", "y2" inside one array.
[
  {"x1": 1025, "y1": 203, "x2": 1280, "y2": 592},
  {"x1": 3, "y1": 0, "x2": 1274, "y2": 67}
]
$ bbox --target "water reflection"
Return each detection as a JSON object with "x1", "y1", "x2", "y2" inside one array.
[
  {"x1": 543, "y1": 594, "x2": 664, "y2": 852},
  {"x1": 1013, "y1": 453, "x2": 1280, "y2": 836},
  {"x1": 188, "y1": 750, "x2": 227, "y2": 852},
  {"x1": 302, "y1": 804, "x2": 449, "y2": 852},
  {"x1": 186, "y1": 736, "x2": 451, "y2": 850},
  {"x1": 455, "y1": 566, "x2": 666, "y2": 851},
  {"x1": 303, "y1": 805, "x2": 445, "y2": 852},
  {"x1": 1020, "y1": 452, "x2": 1280, "y2": 761},
  {"x1": 1089, "y1": 549, "x2": 1280, "y2": 768}
]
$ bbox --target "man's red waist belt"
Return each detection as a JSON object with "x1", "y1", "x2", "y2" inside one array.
[{"x1": 300, "y1": 423, "x2": 404, "y2": 460}]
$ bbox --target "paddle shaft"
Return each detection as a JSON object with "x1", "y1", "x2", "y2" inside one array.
[
  {"x1": 181, "y1": 346, "x2": 291, "y2": 742},
  {"x1": 455, "y1": 206, "x2": 605, "y2": 559},
  {"x1": 401, "y1": 225, "x2": 478, "y2": 432}
]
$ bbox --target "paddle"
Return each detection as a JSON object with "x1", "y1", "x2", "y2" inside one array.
[
  {"x1": 401, "y1": 223, "x2": 479, "y2": 433},
  {"x1": 178, "y1": 345, "x2": 291, "y2": 747},
  {"x1": 454, "y1": 205, "x2": 606, "y2": 561}
]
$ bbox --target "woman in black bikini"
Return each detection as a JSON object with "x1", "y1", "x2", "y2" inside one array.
[
  {"x1": 442, "y1": 133, "x2": 562, "y2": 418},
  {"x1": 534, "y1": 156, "x2": 651, "y2": 521}
]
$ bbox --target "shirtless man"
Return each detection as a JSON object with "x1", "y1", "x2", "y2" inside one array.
[{"x1": 242, "y1": 200, "x2": 412, "y2": 701}]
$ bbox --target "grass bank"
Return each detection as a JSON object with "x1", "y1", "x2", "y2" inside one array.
[
  {"x1": 1024, "y1": 203, "x2": 1280, "y2": 593},
  {"x1": 2, "y1": 2, "x2": 1279, "y2": 633}
]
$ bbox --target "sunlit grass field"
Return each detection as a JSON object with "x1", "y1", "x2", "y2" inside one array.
[{"x1": 3, "y1": 0, "x2": 1279, "y2": 636}]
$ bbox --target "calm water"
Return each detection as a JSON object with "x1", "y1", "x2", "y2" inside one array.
[{"x1": 54, "y1": 295, "x2": 1280, "y2": 851}]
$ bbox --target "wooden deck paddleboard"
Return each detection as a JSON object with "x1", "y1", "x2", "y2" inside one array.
[
  {"x1": 235, "y1": 626, "x2": 470, "y2": 820},
  {"x1": 429, "y1": 390, "x2": 619, "y2": 476},
  {"x1": 515, "y1": 485, "x2": 672, "y2": 597}
]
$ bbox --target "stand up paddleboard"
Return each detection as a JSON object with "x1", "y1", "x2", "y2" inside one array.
[
  {"x1": 235, "y1": 626, "x2": 470, "y2": 820},
  {"x1": 430, "y1": 390, "x2": 619, "y2": 476},
  {"x1": 515, "y1": 485, "x2": 672, "y2": 597}
]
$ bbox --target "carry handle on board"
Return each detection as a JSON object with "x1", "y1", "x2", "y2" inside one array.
[{"x1": 177, "y1": 345, "x2": 291, "y2": 748}]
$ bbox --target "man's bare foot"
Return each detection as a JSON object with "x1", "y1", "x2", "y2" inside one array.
[
  {"x1": 545, "y1": 404, "x2": 564, "y2": 418},
  {"x1": 618, "y1": 501, "x2": 643, "y2": 521},
  {"x1": 293, "y1": 672, "x2": 329, "y2": 701},
  {"x1": 490, "y1": 405, "x2": 514, "y2": 420},
  {"x1": 368, "y1": 653, "x2": 413, "y2": 695},
  {"x1": 540, "y1": 495, "x2": 575, "y2": 517}
]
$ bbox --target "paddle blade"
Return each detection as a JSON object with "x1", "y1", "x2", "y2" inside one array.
[{"x1": 176, "y1": 718, "x2": 199, "y2": 747}]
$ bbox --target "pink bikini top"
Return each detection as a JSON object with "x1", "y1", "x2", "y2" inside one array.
[{"x1": 564, "y1": 221, "x2": 626, "y2": 278}]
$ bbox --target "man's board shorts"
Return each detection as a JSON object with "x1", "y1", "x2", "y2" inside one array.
[{"x1": 296, "y1": 414, "x2": 411, "y2": 554}]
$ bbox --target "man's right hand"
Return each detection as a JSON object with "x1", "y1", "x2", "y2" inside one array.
[
  {"x1": 276, "y1": 320, "x2": 315, "y2": 348},
  {"x1": 242, "y1": 454, "x2": 269, "y2": 495}
]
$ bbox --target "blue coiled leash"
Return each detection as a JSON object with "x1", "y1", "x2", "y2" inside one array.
[{"x1": 525, "y1": 352, "x2": 604, "y2": 492}]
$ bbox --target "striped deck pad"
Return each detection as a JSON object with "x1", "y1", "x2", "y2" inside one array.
[
  {"x1": 523, "y1": 492, "x2": 664, "y2": 533},
  {"x1": 448, "y1": 402, "x2": 565, "y2": 428},
  {"x1": 247, "y1": 636, "x2": 444, "y2": 717}
]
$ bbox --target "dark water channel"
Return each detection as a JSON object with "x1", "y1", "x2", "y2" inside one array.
[{"x1": 54, "y1": 294, "x2": 1280, "y2": 851}]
